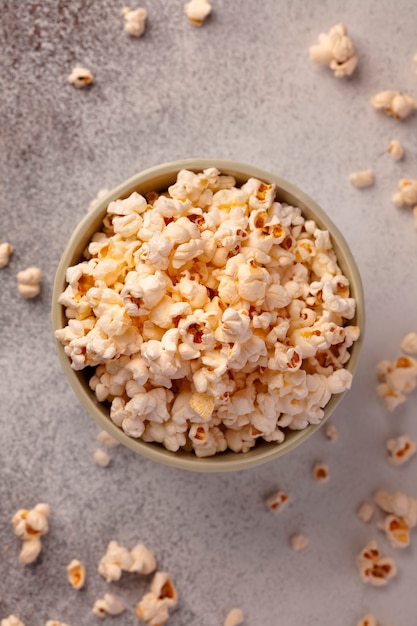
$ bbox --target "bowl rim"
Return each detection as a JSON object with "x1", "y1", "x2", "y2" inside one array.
[{"x1": 52, "y1": 158, "x2": 365, "y2": 472}]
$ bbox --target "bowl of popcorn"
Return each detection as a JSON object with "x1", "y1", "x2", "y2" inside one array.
[{"x1": 52, "y1": 159, "x2": 364, "y2": 471}]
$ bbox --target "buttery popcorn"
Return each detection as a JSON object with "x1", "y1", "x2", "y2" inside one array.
[
  {"x1": 356, "y1": 540, "x2": 397, "y2": 586},
  {"x1": 349, "y1": 169, "x2": 374, "y2": 188},
  {"x1": 16, "y1": 266, "x2": 42, "y2": 298},
  {"x1": 356, "y1": 501, "x2": 375, "y2": 524},
  {"x1": 12, "y1": 503, "x2": 51, "y2": 564},
  {"x1": 313, "y1": 462, "x2": 329, "y2": 482},
  {"x1": 66, "y1": 558, "x2": 86, "y2": 590},
  {"x1": 309, "y1": 23, "x2": 358, "y2": 78},
  {"x1": 92, "y1": 593, "x2": 125, "y2": 618},
  {"x1": 135, "y1": 571, "x2": 178, "y2": 625},
  {"x1": 184, "y1": 0, "x2": 212, "y2": 26},
  {"x1": 93, "y1": 448, "x2": 111, "y2": 467},
  {"x1": 290, "y1": 533, "x2": 309, "y2": 551},
  {"x1": 371, "y1": 90, "x2": 417, "y2": 120},
  {"x1": 386, "y1": 435, "x2": 416, "y2": 466},
  {"x1": 224, "y1": 608, "x2": 244, "y2": 626},
  {"x1": 401, "y1": 331, "x2": 417, "y2": 354},
  {"x1": 67, "y1": 66, "x2": 93, "y2": 88},
  {"x1": 392, "y1": 178, "x2": 417, "y2": 207},
  {"x1": 0, "y1": 242, "x2": 13, "y2": 268},
  {"x1": 387, "y1": 139, "x2": 404, "y2": 161},
  {"x1": 266, "y1": 490, "x2": 289, "y2": 513},
  {"x1": 122, "y1": 7, "x2": 147, "y2": 37},
  {"x1": 55, "y1": 168, "x2": 360, "y2": 456}
]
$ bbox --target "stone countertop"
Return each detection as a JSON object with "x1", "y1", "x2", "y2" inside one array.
[{"x1": 1, "y1": 1, "x2": 417, "y2": 624}]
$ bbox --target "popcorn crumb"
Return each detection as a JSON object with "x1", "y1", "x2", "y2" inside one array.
[
  {"x1": 12, "y1": 503, "x2": 51, "y2": 564},
  {"x1": 387, "y1": 139, "x2": 404, "y2": 161},
  {"x1": 266, "y1": 490, "x2": 289, "y2": 513},
  {"x1": 356, "y1": 540, "x2": 397, "y2": 586},
  {"x1": 67, "y1": 66, "x2": 93, "y2": 88},
  {"x1": 97, "y1": 430, "x2": 120, "y2": 448},
  {"x1": 0, "y1": 242, "x2": 13, "y2": 268},
  {"x1": 309, "y1": 23, "x2": 358, "y2": 77},
  {"x1": 357, "y1": 615, "x2": 377, "y2": 626},
  {"x1": 349, "y1": 169, "x2": 374, "y2": 188},
  {"x1": 122, "y1": 7, "x2": 147, "y2": 37},
  {"x1": 87, "y1": 189, "x2": 110, "y2": 213},
  {"x1": 357, "y1": 502, "x2": 375, "y2": 523},
  {"x1": 313, "y1": 462, "x2": 329, "y2": 482},
  {"x1": 66, "y1": 558, "x2": 86, "y2": 590},
  {"x1": 290, "y1": 533, "x2": 309, "y2": 551},
  {"x1": 184, "y1": 0, "x2": 212, "y2": 26},
  {"x1": 386, "y1": 435, "x2": 416, "y2": 466},
  {"x1": 93, "y1": 448, "x2": 111, "y2": 467},
  {"x1": 324, "y1": 422, "x2": 338, "y2": 442},
  {"x1": 392, "y1": 178, "x2": 417, "y2": 207},
  {"x1": 400, "y1": 331, "x2": 417, "y2": 355},
  {"x1": 16, "y1": 266, "x2": 42, "y2": 298},
  {"x1": 93, "y1": 593, "x2": 125, "y2": 617},
  {"x1": 1, "y1": 617, "x2": 26, "y2": 626},
  {"x1": 224, "y1": 608, "x2": 244, "y2": 626},
  {"x1": 371, "y1": 90, "x2": 417, "y2": 120}
]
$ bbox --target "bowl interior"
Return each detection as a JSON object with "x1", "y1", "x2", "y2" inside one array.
[{"x1": 52, "y1": 159, "x2": 365, "y2": 472}]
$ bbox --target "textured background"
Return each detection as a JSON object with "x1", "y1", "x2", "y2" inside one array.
[{"x1": 1, "y1": 1, "x2": 417, "y2": 624}]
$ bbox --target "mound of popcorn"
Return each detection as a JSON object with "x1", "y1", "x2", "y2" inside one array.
[{"x1": 55, "y1": 168, "x2": 360, "y2": 456}]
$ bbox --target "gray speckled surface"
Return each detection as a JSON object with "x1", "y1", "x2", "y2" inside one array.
[{"x1": 1, "y1": 1, "x2": 417, "y2": 624}]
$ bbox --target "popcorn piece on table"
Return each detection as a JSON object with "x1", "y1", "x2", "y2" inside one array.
[
  {"x1": 98, "y1": 540, "x2": 132, "y2": 582},
  {"x1": 324, "y1": 422, "x2": 338, "y2": 442},
  {"x1": 356, "y1": 540, "x2": 397, "y2": 586},
  {"x1": 356, "y1": 502, "x2": 375, "y2": 524},
  {"x1": 96, "y1": 429, "x2": 120, "y2": 447},
  {"x1": 0, "y1": 242, "x2": 13, "y2": 268},
  {"x1": 373, "y1": 489, "x2": 417, "y2": 528},
  {"x1": 357, "y1": 616, "x2": 377, "y2": 626},
  {"x1": 290, "y1": 533, "x2": 309, "y2": 551},
  {"x1": 224, "y1": 608, "x2": 244, "y2": 626},
  {"x1": 387, "y1": 139, "x2": 404, "y2": 161},
  {"x1": 371, "y1": 90, "x2": 417, "y2": 120},
  {"x1": 93, "y1": 448, "x2": 111, "y2": 467},
  {"x1": 313, "y1": 462, "x2": 329, "y2": 482},
  {"x1": 401, "y1": 331, "x2": 417, "y2": 354},
  {"x1": 135, "y1": 571, "x2": 178, "y2": 625},
  {"x1": 1, "y1": 618, "x2": 26, "y2": 626},
  {"x1": 309, "y1": 23, "x2": 358, "y2": 77},
  {"x1": 377, "y1": 514, "x2": 410, "y2": 549},
  {"x1": 184, "y1": 0, "x2": 212, "y2": 26},
  {"x1": 266, "y1": 490, "x2": 289, "y2": 513},
  {"x1": 67, "y1": 66, "x2": 93, "y2": 88},
  {"x1": 67, "y1": 558, "x2": 86, "y2": 590},
  {"x1": 122, "y1": 7, "x2": 147, "y2": 37},
  {"x1": 87, "y1": 189, "x2": 109, "y2": 213},
  {"x1": 392, "y1": 178, "x2": 417, "y2": 207},
  {"x1": 11, "y1": 503, "x2": 51, "y2": 564},
  {"x1": 16, "y1": 266, "x2": 42, "y2": 298},
  {"x1": 376, "y1": 355, "x2": 417, "y2": 410},
  {"x1": 349, "y1": 169, "x2": 374, "y2": 188},
  {"x1": 93, "y1": 593, "x2": 125, "y2": 618},
  {"x1": 129, "y1": 543, "x2": 157, "y2": 575},
  {"x1": 386, "y1": 435, "x2": 416, "y2": 466}
]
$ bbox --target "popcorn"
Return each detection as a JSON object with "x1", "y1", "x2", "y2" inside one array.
[
  {"x1": 16, "y1": 266, "x2": 42, "y2": 298},
  {"x1": 1, "y1": 618, "x2": 26, "y2": 626},
  {"x1": 135, "y1": 571, "x2": 178, "y2": 625},
  {"x1": 0, "y1": 242, "x2": 13, "y2": 268},
  {"x1": 392, "y1": 178, "x2": 417, "y2": 207},
  {"x1": 184, "y1": 0, "x2": 212, "y2": 26},
  {"x1": 371, "y1": 90, "x2": 417, "y2": 120},
  {"x1": 96, "y1": 429, "x2": 120, "y2": 447},
  {"x1": 12, "y1": 503, "x2": 51, "y2": 564},
  {"x1": 386, "y1": 435, "x2": 416, "y2": 466},
  {"x1": 376, "y1": 355, "x2": 417, "y2": 410},
  {"x1": 356, "y1": 502, "x2": 375, "y2": 524},
  {"x1": 129, "y1": 543, "x2": 157, "y2": 575},
  {"x1": 67, "y1": 66, "x2": 93, "y2": 88},
  {"x1": 224, "y1": 608, "x2": 244, "y2": 626},
  {"x1": 373, "y1": 490, "x2": 417, "y2": 528},
  {"x1": 93, "y1": 593, "x2": 125, "y2": 617},
  {"x1": 66, "y1": 558, "x2": 86, "y2": 590},
  {"x1": 401, "y1": 331, "x2": 417, "y2": 354},
  {"x1": 290, "y1": 533, "x2": 309, "y2": 551},
  {"x1": 357, "y1": 616, "x2": 377, "y2": 626},
  {"x1": 349, "y1": 169, "x2": 374, "y2": 188},
  {"x1": 356, "y1": 540, "x2": 397, "y2": 586},
  {"x1": 309, "y1": 23, "x2": 358, "y2": 77},
  {"x1": 324, "y1": 422, "x2": 338, "y2": 442},
  {"x1": 122, "y1": 7, "x2": 147, "y2": 37},
  {"x1": 313, "y1": 462, "x2": 329, "y2": 482},
  {"x1": 266, "y1": 490, "x2": 289, "y2": 513},
  {"x1": 377, "y1": 514, "x2": 410, "y2": 549},
  {"x1": 98, "y1": 540, "x2": 132, "y2": 582},
  {"x1": 387, "y1": 139, "x2": 404, "y2": 161},
  {"x1": 93, "y1": 448, "x2": 111, "y2": 467}
]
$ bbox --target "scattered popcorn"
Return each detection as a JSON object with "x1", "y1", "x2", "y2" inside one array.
[
  {"x1": 122, "y1": 7, "x2": 147, "y2": 37},
  {"x1": 386, "y1": 435, "x2": 416, "y2": 466},
  {"x1": 97, "y1": 429, "x2": 120, "y2": 447},
  {"x1": 290, "y1": 533, "x2": 309, "y2": 551},
  {"x1": 373, "y1": 489, "x2": 417, "y2": 528},
  {"x1": 129, "y1": 543, "x2": 157, "y2": 575},
  {"x1": 93, "y1": 448, "x2": 111, "y2": 467},
  {"x1": 349, "y1": 169, "x2": 374, "y2": 188},
  {"x1": 55, "y1": 169, "x2": 360, "y2": 456},
  {"x1": 1, "y1": 617, "x2": 26, "y2": 626},
  {"x1": 371, "y1": 90, "x2": 417, "y2": 120},
  {"x1": 313, "y1": 462, "x2": 329, "y2": 482},
  {"x1": 400, "y1": 331, "x2": 417, "y2": 354},
  {"x1": 387, "y1": 139, "x2": 404, "y2": 161},
  {"x1": 98, "y1": 540, "x2": 132, "y2": 582},
  {"x1": 135, "y1": 571, "x2": 178, "y2": 625},
  {"x1": 356, "y1": 540, "x2": 397, "y2": 586},
  {"x1": 87, "y1": 189, "x2": 110, "y2": 213},
  {"x1": 309, "y1": 23, "x2": 358, "y2": 77},
  {"x1": 376, "y1": 355, "x2": 417, "y2": 410},
  {"x1": 12, "y1": 503, "x2": 51, "y2": 564},
  {"x1": 224, "y1": 608, "x2": 244, "y2": 626},
  {"x1": 357, "y1": 615, "x2": 377, "y2": 626},
  {"x1": 66, "y1": 558, "x2": 86, "y2": 590},
  {"x1": 356, "y1": 501, "x2": 375, "y2": 524},
  {"x1": 324, "y1": 422, "x2": 338, "y2": 442},
  {"x1": 266, "y1": 490, "x2": 289, "y2": 513},
  {"x1": 184, "y1": 0, "x2": 212, "y2": 26},
  {"x1": 392, "y1": 178, "x2": 417, "y2": 207},
  {"x1": 92, "y1": 593, "x2": 125, "y2": 618},
  {"x1": 16, "y1": 266, "x2": 42, "y2": 298},
  {"x1": 0, "y1": 242, "x2": 13, "y2": 268},
  {"x1": 67, "y1": 66, "x2": 93, "y2": 88}
]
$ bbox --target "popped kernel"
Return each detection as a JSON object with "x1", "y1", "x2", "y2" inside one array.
[
  {"x1": 313, "y1": 462, "x2": 329, "y2": 482},
  {"x1": 16, "y1": 266, "x2": 42, "y2": 298},
  {"x1": 392, "y1": 178, "x2": 417, "y2": 207},
  {"x1": 371, "y1": 90, "x2": 417, "y2": 120},
  {"x1": 377, "y1": 514, "x2": 410, "y2": 549},
  {"x1": 66, "y1": 558, "x2": 86, "y2": 590},
  {"x1": 387, "y1": 139, "x2": 404, "y2": 161},
  {"x1": 290, "y1": 533, "x2": 309, "y2": 551},
  {"x1": 1, "y1": 617, "x2": 26, "y2": 626},
  {"x1": 122, "y1": 7, "x2": 147, "y2": 37},
  {"x1": 324, "y1": 422, "x2": 338, "y2": 442},
  {"x1": 349, "y1": 169, "x2": 374, "y2": 188},
  {"x1": 135, "y1": 571, "x2": 178, "y2": 625},
  {"x1": 129, "y1": 543, "x2": 157, "y2": 575},
  {"x1": 373, "y1": 489, "x2": 417, "y2": 528},
  {"x1": 266, "y1": 490, "x2": 289, "y2": 513},
  {"x1": 400, "y1": 331, "x2": 417, "y2": 354},
  {"x1": 224, "y1": 608, "x2": 244, "y2": 626},
  {"x1": 12, "y1": 503, "x2": 51, "y2": 564},
  {"x1": 376, "y1": 355, "x2": 417, "y2": 410},
  {"x1": 92, "y1": 593, "x2": 125, "y2": 618},
  {"x1": 356, "y1": 540, "x2": 397, "y2": 586},
  {"x1": 98, "y1": 540, "x2": 132, "y2": 582},
  {"x1": 0, "y1": 242, "x2": 13, "y2": 268},
  {"x1": 67, "y1": 66, "x2": 93, "y2": 88},
  {"x1": 184, "y1": 0, "x2": 212, "y2": 26},
  {"x1": 309, "y1": 23, "x2": 358, "y2": 78},
  {"x1": 386, "y1": 435, "x2": 416, "y2": 466},
  {"x1": 356, "y1": 502, "x2": 375, "y2": 524},
  {"x1": 93, "y1": 448, "x2": 111, "y2": 467},
  {"x1": 357, "y1": 616, "x2": 377, "y2": 626}
]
